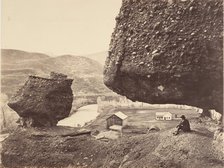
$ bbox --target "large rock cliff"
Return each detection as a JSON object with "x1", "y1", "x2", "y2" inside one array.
[{"x1": 104, "y1": 0, "x2": 223, "y2": 113}]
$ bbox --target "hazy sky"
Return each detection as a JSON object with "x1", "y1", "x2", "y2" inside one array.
[{"x1": 2, "y1": 0, "x2": 122, "y2": 56}]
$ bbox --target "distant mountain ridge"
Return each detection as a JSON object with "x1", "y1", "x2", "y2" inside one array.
[
  {"x1": 1, "y1": 49, "x2": 110, "y2": 97},
  {"x1": 83, "y1": 51, "x2": 108, "y2": 65},
  {"x1": 2, "y1": 49, "x2": 50, "y2": 62}
]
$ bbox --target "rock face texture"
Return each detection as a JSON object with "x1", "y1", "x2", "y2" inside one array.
[
  {"x1": 7, "y1": 72, "x2": 73, "y2": 127},
  {"x1": 104, "y1": 0, "x2": 223, "y2": 113}
]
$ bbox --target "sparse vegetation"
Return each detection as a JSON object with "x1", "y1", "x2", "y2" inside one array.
[{"x1": 1, "y1": 49, "x2": 111, "y2": 97}]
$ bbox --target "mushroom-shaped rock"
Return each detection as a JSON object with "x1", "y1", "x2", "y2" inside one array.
[
  {"x1": 104, "y1": 0, "x2": 223, "y2": 113},
  {"x1": 8, "y1": 72, "x2": 73, "y2": 127}
]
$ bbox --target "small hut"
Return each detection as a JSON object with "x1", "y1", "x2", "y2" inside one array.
[{"x1": 106, "y1": 111, "x2": 128, "y2": 129}]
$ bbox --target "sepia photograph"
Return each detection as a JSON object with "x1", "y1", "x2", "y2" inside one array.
[{"x1": 0, "y1": 0, "x2": 223, "y2": 167}]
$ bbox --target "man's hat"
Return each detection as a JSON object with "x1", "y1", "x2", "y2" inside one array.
[{"x1": 180, "y1": 115, "x2": 186, "y2": 119}]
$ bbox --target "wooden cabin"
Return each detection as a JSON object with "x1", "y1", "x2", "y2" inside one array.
[{"x1": 106, "y1": 111, "x2": 128, "y2": 129}]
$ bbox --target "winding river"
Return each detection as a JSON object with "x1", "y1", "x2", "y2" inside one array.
[{"x1": 57, "y1": 104, "x2": 99, "y2": 127}]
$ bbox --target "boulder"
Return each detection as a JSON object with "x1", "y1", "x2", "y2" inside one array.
[
  {"x1": 104, "y1": 0, "x2": 223, "y2": 113},
  {"x1": 7, "y1": 72, "x2": 73, "y2": 127}
]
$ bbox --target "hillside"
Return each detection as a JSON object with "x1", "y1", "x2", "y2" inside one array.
[
  {"x1": 1, "y1": 120, "x2": 223, "y2": 168},
  {"x1": 1, "y1": 49, "x2": 110, "y2": 97},
  {"x1": 1, "y1": 49, "x2": 50, "y2": 63},
  {"x1": 84, "y1": 51, "x2": 108, "y2": 66}
]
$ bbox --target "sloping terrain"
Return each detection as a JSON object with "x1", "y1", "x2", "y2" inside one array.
[
  {"x1": 1, "y1": 49, "x2": 50, "y2": 62},
  {"x1": 1, "y1": 121, "x2": 223, "y2": 168},
  {"x1": 84, "y1": 51, "x2": 108, "y2": 66},
  {"x1": 1, "y1": 49, "x2": 110, "y2": 97}
]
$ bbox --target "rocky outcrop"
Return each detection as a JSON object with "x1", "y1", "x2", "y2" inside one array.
[
  {"x1": 104, "y1": 0, "x2": 223, "y2": 113},
  {"x1": 7, "y1": 72, "x2": 73, "y2": 127}
]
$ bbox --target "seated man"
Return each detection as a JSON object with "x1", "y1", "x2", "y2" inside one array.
[{"x1": 173, "y1": 115, "x2": 191, "y2": 135}]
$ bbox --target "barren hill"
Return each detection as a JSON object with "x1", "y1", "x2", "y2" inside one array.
[
  {"x1": 1, "y1": 49, "x2": 110, "y2": 97},
  {"x1": 84, "y1": 51, "x2": 108, "y2": 65}
]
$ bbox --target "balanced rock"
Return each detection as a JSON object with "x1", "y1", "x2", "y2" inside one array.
[
  {"x1": 104, "y1": 0, "x2": 223, "y2": 113},
  {"x1": 8, "y1": 72, "x2": 73, "y2": 127}
]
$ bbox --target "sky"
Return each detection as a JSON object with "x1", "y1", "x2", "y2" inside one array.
[{"x1": 1, "y1": 0, "x2": 122, "y2": 56}]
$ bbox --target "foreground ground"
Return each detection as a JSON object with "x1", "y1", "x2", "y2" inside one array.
[{"x1": 1, "y1": 118, "x2": 223, "y2": 168}]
